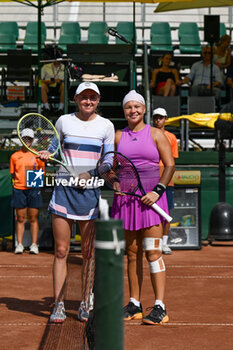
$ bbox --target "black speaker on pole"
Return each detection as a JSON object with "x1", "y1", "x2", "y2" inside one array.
[{"x1": 204, "y1": 15, "x2": 220, "y2": 43}]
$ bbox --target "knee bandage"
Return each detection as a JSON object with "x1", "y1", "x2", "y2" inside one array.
[
  {"x1": 143, "y1": 237, "x2": 162, "y2": 252},
  {"x1": 143, "y1": 238, "x2": 165, "y2": 273},
  {"x1": 149, "y1": 256, "x2": 166, "y2": 273}
]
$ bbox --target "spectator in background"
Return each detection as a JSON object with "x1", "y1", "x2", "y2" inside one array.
[
  {"x1": 182, "y1": 45, "x2": 223, "y2": 108},
  {"x1": 150, "y1": 53, "x2": 182, "y2": 96},
  {"x1": 41, "y1": 61, "x2": 65, "y2": 116},
  {"x1": 153, "y1": 107, "x2": 178, "y2": 255},
  {"x1": 10, "y1": 129, "x2": 45, "y2": 255},
  {"x1": 213, "y1": 34, "x2": 232, "y2": 84}
]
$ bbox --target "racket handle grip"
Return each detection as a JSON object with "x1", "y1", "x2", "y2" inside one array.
[{"x1": 151, "y1": 203, "x2": 172, "y2": 223}]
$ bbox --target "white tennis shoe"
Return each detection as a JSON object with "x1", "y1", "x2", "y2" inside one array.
[
  {"x1": 50, "y1": 301, "x2": 66, "y2": 323},
  {"x1": 29, "y1": 243, "x2": 39, "y2": 255},
  {"x1": 78, "y1": 301, "x2": 89, "y2": 322},
  {"x1": 162, "y1": 244, "x2": 172, "y2": 255},
  {"x1": 15, "y1": 243, "x2": 24, "y2": 254}
]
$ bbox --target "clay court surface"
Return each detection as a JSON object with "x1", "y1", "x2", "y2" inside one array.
[{"x1": 1, "y1": 243, "x2": 233, "y2": 350}]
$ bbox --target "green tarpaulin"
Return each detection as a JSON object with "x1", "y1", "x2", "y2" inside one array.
[{"x1": 0, "y1": 169, "x2": 13, "y2": 237}]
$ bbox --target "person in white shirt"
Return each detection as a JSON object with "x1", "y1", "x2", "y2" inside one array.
[
  {"x1": 38, "y1": 82, "x2": 115, "y2": 324},
  {"x1": 182, "y1": 45, "x2": 223, "y2": 108}
]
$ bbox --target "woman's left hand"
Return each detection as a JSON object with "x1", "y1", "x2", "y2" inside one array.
[
  {"x1": 37, "y1": 150, "x2": 51, "y2": 161},
  {"x1": 141, "y1": 191, "x2": 159, "y2": 206}
]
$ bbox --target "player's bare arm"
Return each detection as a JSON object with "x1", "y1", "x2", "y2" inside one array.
[
  {"x1": 151, "y1": 127, "x2": 175, "y2": 187},
  {"x1": 115, "y1": 129, "x2": 122, "y2": 149}
]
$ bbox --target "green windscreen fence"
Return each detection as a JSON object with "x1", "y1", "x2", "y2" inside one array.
[{"x1": 0, "y1": 168, "x2": 13, "y2": 237}]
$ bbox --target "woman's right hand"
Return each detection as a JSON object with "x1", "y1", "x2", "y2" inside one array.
[
  {"x1": 113, "y1": 181, "x2": 125, "y2": 196},
  {"x1": 37, "y1": 150, "x2": 51, "y2": 161}
]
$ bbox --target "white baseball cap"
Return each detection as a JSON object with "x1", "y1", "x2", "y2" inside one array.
[
  {"x1": 21, "y1": 128, "x2": 34, "y2": 139},
  {"x1": 122, "y1": 90, "x2": 145, "y2": 107},
  {"x1": 75, "y1": 82, "x2": 100, "y2": 96},
  {"x1": 152, "y1": 107, "x2": 167, "y2": 117}
]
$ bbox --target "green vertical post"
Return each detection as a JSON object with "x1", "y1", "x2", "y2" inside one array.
[
  {"x1": 95, "y1": 219, "x2": 125, "y2": 350},
  {"x1": 37, "y1": 0, "x2": 42, "y2": 113},
  {"x1": 132, "y1": 1, "x2": 136, "y2": 89}
]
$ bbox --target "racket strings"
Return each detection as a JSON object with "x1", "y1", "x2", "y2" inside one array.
[
  {"x1": 18, "y1": 114, "x2": 56, "y2": 152},
  {"x1": 98, "y1": 153, "x2": 139, "y2": 194}
]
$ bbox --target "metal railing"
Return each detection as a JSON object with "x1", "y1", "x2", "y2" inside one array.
[
  {"x1": 0, "y1": 2, "x2": 232, "y2": 45},
  {"x1": 143, "y1": 42, "x2": 151, "y2": 125}
]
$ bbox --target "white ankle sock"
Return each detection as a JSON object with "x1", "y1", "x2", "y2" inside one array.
[
  {"x1": 44, "y1": 103, "x2": 50, "y2": 109},
  {"x1": 163, "y1": 235, "x2": 168, "y2": 245},
  {"x1": 130, "y1": 297, "x2": 140, "y2": 307},
  {"x1": 59, "y1": 103, "x2": 64, "y2": 109},
  {"x1": 155, "y1": 300, "x2": 165, "y2": 310}
]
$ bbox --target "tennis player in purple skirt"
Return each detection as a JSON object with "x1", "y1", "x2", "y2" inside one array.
[{"x1": 111, "y1": 90, "x2": 175, "y2": 325}]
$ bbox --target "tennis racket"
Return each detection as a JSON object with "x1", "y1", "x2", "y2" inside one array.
[
  {"x1": 17, "y1": 112, "x2": 71, "y2": 174},
  {"x1": 96, "y1": 151, "x2": 172, "y2": 222}
]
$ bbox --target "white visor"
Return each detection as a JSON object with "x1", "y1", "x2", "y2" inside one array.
[
  {"x1": 75, "y1": 82, "x2": 100, "y2": 96},
  {"x1": 152, "y1": 108, "x2": 167, "y2": 117}
]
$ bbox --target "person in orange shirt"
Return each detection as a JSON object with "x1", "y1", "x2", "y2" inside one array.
[
  {"x1": 10, "y1": 128, "x2": 45, "y2": 255},
  {"x1": 153, "y1": 108, "x2": 178, "y2": 255}
]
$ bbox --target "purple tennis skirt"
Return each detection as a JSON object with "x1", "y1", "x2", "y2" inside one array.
[{"x1": 111, "y1": 172, "x2": 169, "y2": 231}]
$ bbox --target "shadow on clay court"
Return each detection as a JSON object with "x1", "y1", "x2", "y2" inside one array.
[
  {"x1": 0, "y1": 296, "x2": 82, "y2": 319},
  {"x1": 67, "y1": 254, "x2": 83, "y2": 266}
]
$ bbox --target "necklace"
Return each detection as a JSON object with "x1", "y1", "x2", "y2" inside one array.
[{"x1": 52, "y1": 64, "x2": 62, "y2": 79}]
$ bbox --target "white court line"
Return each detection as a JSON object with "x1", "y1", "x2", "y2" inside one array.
[
  {"x1": 142, "y1": 264, "x2": 233, "y2": 269},
  {"x1": 0, "y1": 275, "x2": 49, "y2": 278},
  {"x1": 126, "y1": 322, "x2": 233, "y2": 327},
  {"x1": 2, "y1": 322, "x2": 233, "y2": 327},
  {"x1": 0, "y1": 322, "x2": 49, "y2": 327},
  {"x1": 165, "y1": 322, "x2": 233, "y2": 326},
  {"x1": 3, "y1": 265, "x2": 231, "y2": 269},
  {"x1": 167, "y1": 276, "x2": 233, "y2": 279},
  {"x1": 166, "y1": 265, "x2": 233, "y2": 268},
  {"x1": 0, "y1": 265, "x2": 50, "y2": 268},
  {"x1": 124, "y1": 275, "x2": 233, "y2": 279}
]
